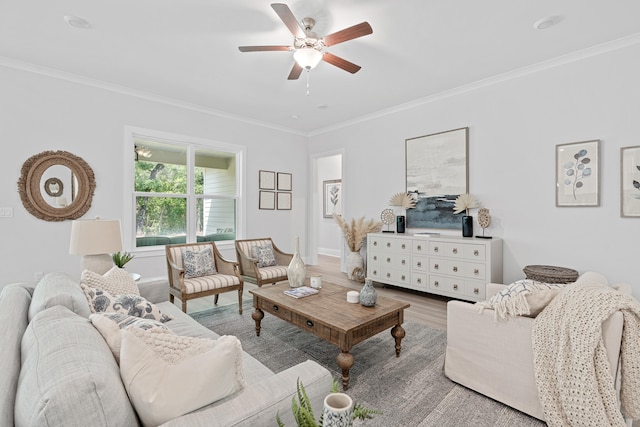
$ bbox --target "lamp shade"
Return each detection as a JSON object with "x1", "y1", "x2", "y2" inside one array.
[
  {"x1": 69, "y1": 218, "x2": 123, "y2": 255},
  {"x1": 293, "y1": 48, "x2": 323, "y2": 70}
]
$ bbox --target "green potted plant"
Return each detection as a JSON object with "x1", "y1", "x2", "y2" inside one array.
[
  {"x1": 112, "y1": 251, "x2": 134, "y2": 269},
  {"x1": 276, "y1": 379, "x2": 381, "y2": 427}
]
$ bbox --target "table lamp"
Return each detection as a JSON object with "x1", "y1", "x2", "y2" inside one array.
[{"x1": 69, "y1": 218, "x2": 123, "y2": 274}]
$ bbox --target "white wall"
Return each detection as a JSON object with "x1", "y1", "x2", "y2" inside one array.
[
  {"x1": 309, "y1": 43, "x2": 640, "y2": 299},
  {"x1": 316, "y1": 154, "x2": 342, "y2": 257},
  {"x1": 0, "y1": 65, "x2": 308, "y2": 285}
]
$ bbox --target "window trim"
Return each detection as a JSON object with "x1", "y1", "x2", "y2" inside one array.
[{"x1": 123, "y1": 126, "x2": 245, "y2": 256}]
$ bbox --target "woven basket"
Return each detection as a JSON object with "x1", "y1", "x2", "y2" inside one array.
[{"x1": 523, "y1": 265, "x2": 579, "y2": 284}]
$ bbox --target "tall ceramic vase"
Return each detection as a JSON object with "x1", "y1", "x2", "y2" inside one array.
[
  {"x1": 287, "y1": 237, "x2": 306, "y2": 288},
  {"x1": 322, "y1": 393, "x2": 353, "y2": 427},
  {"x1": 346, "y1": 251, "x2": 364, "y2": 281}
]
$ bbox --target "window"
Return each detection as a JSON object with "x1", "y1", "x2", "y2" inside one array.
[{"x1": 126, "y1": 128, "x2": 243, "y2": 250}]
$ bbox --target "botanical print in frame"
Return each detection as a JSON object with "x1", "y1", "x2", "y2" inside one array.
[
  {"x1": 277, "y1": 192, "x2": 292, "y2": 210},
  {"x1": 259, "y1": 170, "x2": 275, "y2": 190},
  {"x1": 323, "y1": 179, "x2": 342, "y2": 218},
  {"x1": 259, "y1": 191, "x2": 275, "y2": 210},
  {"x1": 277, "y1": 172, "x2": 292, "y2": 191},
  {"x1": 556, "y1": 140, "x2": 600, "y2": 207},
  {"x1": 405, "y1": 127, "x2": 469, "y2": 229},
  {"x1": 620, "y1": 145, "x2": 640, "y2": 217}
]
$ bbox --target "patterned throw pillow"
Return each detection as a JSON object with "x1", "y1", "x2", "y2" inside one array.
[
  {"x1": 476, "y1": 279, "x2": 566, "y2": 321},
  {"x1": 81, "y1": 284, "x2": 173, "y2": 322},
  {"x1": 89, "y1": 313, "x2": 172, "y2": 363},
  {"x1": 251, "y1": 243, "x2": 277, "y2": 268},
  {"x1": 120, "y1": 329, "x2": 245, "y2": 427},
  {"x1": 182, "y1": 247, "x2": 217, "y2": 279},
  {"x1": 81, "y1": 266, "x2": 140, "y2": 296}
]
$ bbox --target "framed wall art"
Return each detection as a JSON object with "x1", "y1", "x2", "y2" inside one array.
[
  {"x1": 405, "y1": 127, "x2": 469, "y2": 229},
  {"x1": 277, "y1": 192, "x2": 292, "y2": 210},
  {"x1": 277, "y1": 172, "x2": 292, "y2": 191},
  {"x1": 556, "y1": 140, "x2": 600, "y2": 207},
  {"x1": 259, "y1": 191, "x2": 275, "y2": 210},
  {"x1": 620, "y1": 145, "x2": 640, "y2": 217},
  {"x1": 259, "y1": 170, "x2": 275, "y2": 190},
  {"x1": 323, "y1": 179, "x2": 342, "y2": 218}
]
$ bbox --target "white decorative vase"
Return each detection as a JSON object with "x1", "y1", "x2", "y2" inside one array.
[
  {"x1": 322, "y1": 393, "x2": 353, "y2": 427},
  {"x1": 346, "y1": 251, "x2": 364, "y2": 281},
  {"x1": 287, "y1": 237, "x2": 306, "y2": 288}
]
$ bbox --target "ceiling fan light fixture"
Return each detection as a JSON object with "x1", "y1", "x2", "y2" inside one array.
[{"x1": 294, "y1": 48, "x2": 323, "y2": 70}]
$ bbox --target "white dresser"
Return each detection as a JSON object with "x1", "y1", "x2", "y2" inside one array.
[{"x1": 366, "y1": 233, "x2": 503, "y2": 302}]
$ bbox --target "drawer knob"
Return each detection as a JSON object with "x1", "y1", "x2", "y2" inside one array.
[
  {"x1": 474, "y1": 288, "x2": 479, "y2": 294},
  {"x1": 434, "y1": 263, "x2": 439, "y2": 270},
  {"x1": 373, "y1": 270, "x2": 377, "y2": 275},
  {"x1": 386, "y1": 257, "x2": 391, "y2": 263},
  {"x1": 417, "y1": 261, "x2": 422, "y2": 267},
  {"x1": 417, "y1": 245, "x2": 422, "y2": 250},
  {"x1": 453, "y1": 284, "x2": 459, "y2": 290},
  {"x1": 474, "y1": 268, "x2": 479, "y2": 275},
  {"x1": 474, "y1": 250, "x2": 479, "y2": 256},
  {"x1": 373, "y1": 255, "x2": 377, "y2": 261},
  {"x1": 306, "y1": 320, "x2": 314, "y2": 327},
  {"x1": 386, "y1": 242, "x2": 391, "y2": 248},
  {"x1": 401, "y1": 243, "x2": 406, "y2": 249},
  {"x1": 386, "y1": 273, "x2": 391, "y2": 278},
  {"x1": 273, "y1": 305, "x2": 279, "y2": 312},
  {"x1": 374, "y1": 241, "x2": 378, "y2": 246},
  {"x1": 434, "y1": 246, "x2": 439, "y2": 253},
  {"x1": 453, "y1": 266, "x2": 458, "y2": 272},
  {"x1": 452, "y1": 248, "x2": 458, "y2": 254},
  {"x1": 417, "y1": 278, "x2": 422, "y2": 284},
  {"x1": 434, "y1": 281, "x2": 439, "y2": 287},
  {"x1": 401, "y1": 275, "x2": 406, "y2": 281},
  {"x1": 401, "y1": 259, "x2": 406, "y2": 265}
]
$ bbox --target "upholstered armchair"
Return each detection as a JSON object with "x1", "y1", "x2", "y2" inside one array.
[
  {"x1": 165, "y1": 242, "x2": 243, "y2": 313},
  {"x1": 235, "y1": 238, "x2": 293, "y2": 287}
]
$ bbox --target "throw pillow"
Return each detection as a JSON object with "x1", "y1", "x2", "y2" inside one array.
[
  {"x1": 120, "y1": 329, "x2": 245, "y2": 427},
  {"x1": 80, "y1": 284, "x2": 173, "y2": 322},
  {"x1": 476, "y1": 279, "x2": 566, "y2": 321},
  {"x1": 89, "y1": 313, "x2": 172, "y2": 363},
  {"x1": 523, "y1": 289, "x2": 561, "y2": 318},
  {"x1": 81, "y1": 266, "x2": 140, "y2": 296},
  {"x1": 251, "y1": 243, "x2": 277, "y2": 268},
  {"x1": 182, "y1": 246, "x2": 217, "y2": 279}
]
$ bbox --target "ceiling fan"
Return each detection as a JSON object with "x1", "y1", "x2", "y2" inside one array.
[{"x1": 238, "y1": 3, "x2": 373, "y2": 80}]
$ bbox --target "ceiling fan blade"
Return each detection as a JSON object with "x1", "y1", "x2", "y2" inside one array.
[
  {"x1": 322, "y1": 22, "x2": 372, "y2": 46},
  {"x1": 271, "y1": 3, "x2": 305, "y2": 38},
  {"x1": 322, "y1": 52, "x2": 361, "y2": 74},
  {"x1": 287, "y1": 62, "x2": 303, "y2": 80},
  {"x1": 238, "y1": 45, "x2": 291, "y2": 52}
]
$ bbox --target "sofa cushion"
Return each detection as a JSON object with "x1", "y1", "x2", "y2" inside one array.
[
  {"x1": 182, "y1": 246, "x2": 217, "y2": 279},
  {"x1": 28, "y1": 272, "x2": 91, "y2": 321},
  {"x1": 476, "y1": 279, "x2": 566, "y2": 320},
  {"x1": 0, "y1": 283, "x2": 33, "y2": 427},
  {"x1": 120, "y1": 328, "x2": 245, "y2": 427},
  {"x1": 81, "y1": 266, "x2": 140, "y2": 296},
  {"x1": 252, "y1": 243, "x2": 277, "y2": 267},
  {"x1": 89, "y1": 312, "x2": 173, "y2": 362},
  {"x1": 81, "y1": 283, "x2": 172, "y2": 322},
  {"x1": 15, "y1": 305, "x2": 139, "y2": 427}
]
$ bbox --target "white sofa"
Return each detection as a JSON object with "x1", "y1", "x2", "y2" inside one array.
[
  {"x1": 444, "y1": 279, "x2": 628, "y2": 422},
  {"x1": 0, "y1": 272, "x2": 332, "y2": 427}
]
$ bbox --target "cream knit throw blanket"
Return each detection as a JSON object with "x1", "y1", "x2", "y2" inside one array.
[{"x1": 532, "y1": 283, "x2": 640, "y2": 426}]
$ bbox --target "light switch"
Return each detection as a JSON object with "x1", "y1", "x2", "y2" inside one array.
[{"x1": 0, "y1": 207, "x2": 13, "y2": 218}]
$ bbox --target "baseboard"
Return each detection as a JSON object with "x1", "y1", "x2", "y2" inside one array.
[{"x1": 318, "y1": 248, "x2": 340, "y2": 257}]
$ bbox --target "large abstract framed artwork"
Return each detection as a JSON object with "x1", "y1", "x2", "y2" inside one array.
[
  {"x1": 406, "y1": 127, "x2": 469, "y2": 229},
  {"x1": 555, "y1": 140, "x2": 600, "y2": 207},
  {"x1": 621, "y1": 145, "x2": 640, "y2": 217}
]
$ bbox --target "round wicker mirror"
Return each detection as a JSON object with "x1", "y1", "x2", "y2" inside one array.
[{"x1": 17, "y1": 150, "x2": 96, "y2": 221}]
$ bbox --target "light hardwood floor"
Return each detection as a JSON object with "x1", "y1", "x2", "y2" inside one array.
[{"x1": 178, "y1": 254, "x2": 449, "y2": 331}]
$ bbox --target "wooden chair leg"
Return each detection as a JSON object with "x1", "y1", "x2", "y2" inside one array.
[
  {"x1": 181, "y1": 299, "x2": 187, "y2": 313},
  {"x1": 214, "y1": 294, "x2": 219, "y2": 305},
  {"x1": 238, "y1": 290, "x2": 243, "y2": 314}
]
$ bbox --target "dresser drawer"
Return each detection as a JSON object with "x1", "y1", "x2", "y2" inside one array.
[
  {"x1": 381, "y1": 253, "x2": 410, "y2": 270},
  {"x1": 429, "y1": 275, "x2": 485, "y2": 300},
  {"x1": 375, "y1": 237, "x2": 412, "y2": 253},
  {"x1": 465, "y1": 244, "x2": 486, "y2": 261},
  {"x1": 381, "y1": 268, "x2": 411, "y2": 286},
  {"x1": 411, "y1": 273, "x2": 428, "y2": 289},
  {"x1": 258, "y1": 300, "x2": 292, "y2": 322},
  {"x1": 412, "y1": 240, "x2": 429, "y2": 255},
  {"x1": 429, "y1": 241, "x2": 465, "y2": 259},
  {"x1": 465, "y1": 263, "x2": 486, "y2": 280},
  {"x1": 412, "y1": 255, "x2": 428, "y2": 272}
]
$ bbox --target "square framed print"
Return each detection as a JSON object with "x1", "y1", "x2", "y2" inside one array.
[
  {"x1": 405, "y1": 127, "x2": 469, "y2": 229},
  {"x1": 259, "y1": 170, "x2": 276, "y2": 190},
  {"x1": 323, "y1": 179, "x2": 342, "y2": 218},
  {"x1": 277, "y1": 192, "x2": 292, "y2": 210},
  {"x1": 259, "y1": 191, "x2": 275, "y2": 210},
  {"x1": 277, "y1": 172, "x2": 292, "y2": 191},
  {"x1": 621, "y1": 145, "x2": 640, "y2": 217},
  {"x1": 556, "y1": 140, "x2": 600, "y2": 207}
]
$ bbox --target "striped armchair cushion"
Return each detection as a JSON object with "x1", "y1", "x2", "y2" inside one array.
[
  {"x1": 258, "y1": 266, "x2": 288, "y2": 281},
  {"x1": 183, "y1": 274, "x2": 241, "y2": 295}
]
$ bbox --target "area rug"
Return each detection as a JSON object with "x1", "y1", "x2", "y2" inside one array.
[{"x1": 191, "y1": 304, "x2": 546, "y2": 427}]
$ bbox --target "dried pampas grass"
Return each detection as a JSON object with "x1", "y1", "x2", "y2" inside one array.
[{"x1": 333, "y1": 215, "x2": 383, "y2": 252}]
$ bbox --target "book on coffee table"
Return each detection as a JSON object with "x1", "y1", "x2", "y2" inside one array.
[{"x1": 283, "y1": 286, "x2": 319, "y2": 298}]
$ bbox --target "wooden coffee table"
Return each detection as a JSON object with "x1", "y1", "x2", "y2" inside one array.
[{"x1": 249, "y1": 281, "x2": 410, "y2": 390}]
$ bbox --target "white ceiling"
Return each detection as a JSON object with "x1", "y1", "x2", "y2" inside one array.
[{"x1": 2, "y1": 1, "x2": 640, "y2": 134}]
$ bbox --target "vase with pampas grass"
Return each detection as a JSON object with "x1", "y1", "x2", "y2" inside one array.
[{"x1": 333, "y1": 215, "x2": 383, "y2": 280}]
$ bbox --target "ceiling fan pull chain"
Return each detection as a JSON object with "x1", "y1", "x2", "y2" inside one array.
[{"x1": 306, "y1": 69, "x2": 311, "y2": 96}]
